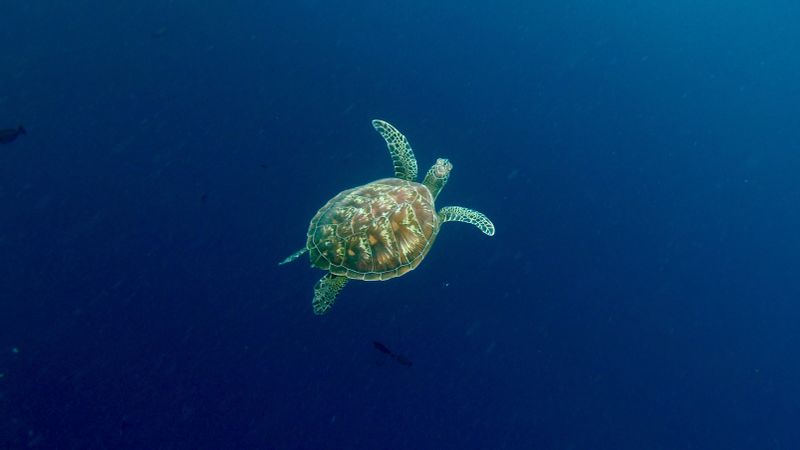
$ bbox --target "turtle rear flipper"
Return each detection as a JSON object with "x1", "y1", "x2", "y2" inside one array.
[
  {"x1": 279, "y1": 247, "x2": 307, "y2": 265},
  {"x1": 439, "y1": 206, "x2": 495, "y2": 236},
  {"x1": 313, "y1": 273, "x2": 348, "y2": 315},
  {"x1": 372, "y1": 119, "x2": 418, "y2": 182}
]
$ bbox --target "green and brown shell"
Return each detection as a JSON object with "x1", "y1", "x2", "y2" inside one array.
[{"x1": 307, "y1": 178, "x2": 439, "y2": 281}]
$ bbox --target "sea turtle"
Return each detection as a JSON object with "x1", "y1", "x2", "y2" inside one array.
[{"x1": 280, "y1": 119, "x2": 495, "y2": 315}]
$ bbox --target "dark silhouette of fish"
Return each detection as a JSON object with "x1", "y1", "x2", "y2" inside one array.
[
  {"x1": 372, "y1": 341, "x2": 413, "y2": 367},
  {"x1": 0, "y1": 126, "x2": 26, "y2": 144},
  {"x1": 200, "y1": 193, "x2": 208, "y2": 204},
  {"x1": 372, "y1": 341, "x2": 392, "y2": 355}
]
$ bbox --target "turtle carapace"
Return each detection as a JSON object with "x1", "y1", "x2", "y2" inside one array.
[{"x1": 280, "y1": 120, "x2": 495, "y2": 315}]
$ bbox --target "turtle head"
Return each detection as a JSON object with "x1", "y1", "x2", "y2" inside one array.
[
  {"x1": 423, "y1": 158, "x2": 452, "y2": 201},
  {"x1": 431, "y1": 158, "x2": 452, "y2": 178}
]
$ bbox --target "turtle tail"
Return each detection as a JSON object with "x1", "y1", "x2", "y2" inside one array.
[{"x1": 279, "y1": 247, "x2": 307, "y2": 265}]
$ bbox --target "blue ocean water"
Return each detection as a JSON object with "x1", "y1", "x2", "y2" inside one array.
[{"x1": 2, "y1": 1, "x2": 800, "y2": 448}]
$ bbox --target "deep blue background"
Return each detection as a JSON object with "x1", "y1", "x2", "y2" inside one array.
[{"x1": 2, "y1": 1, "x2": 800, "y2": 448}]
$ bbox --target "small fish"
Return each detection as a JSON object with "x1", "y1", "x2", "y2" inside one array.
[
  {"x1": 372, "y1": 341, "x2": 393, "y2": 356},
  {"x1": 372, "y1": 341, "x2": 413, "y2": 367},
  {"x1": 0, "y1": 126, "x2": 26, "y2": 144},
  {"x1": 200, "y1": 193, "x2": 208, "y2": 204}
]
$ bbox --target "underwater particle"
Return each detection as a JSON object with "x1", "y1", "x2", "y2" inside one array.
[
  {"x1": 11, "y1": 347, "x2": 19, "y2": 354},
  {"x1": 0, "y1": 373, "x2": 5, "y2": 379},
  {"x1": 151, "y1": 27, "x2": 168, "y2": 38},
  {"x1": 0, "y1": 126, "x2": 26, "y2": 144}
]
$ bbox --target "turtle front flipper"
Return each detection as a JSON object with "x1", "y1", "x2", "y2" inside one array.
[
  {"x1": 313, "y1": 273, "x2": 349, "y2": 315},
  {"x1": 439, "y1": 206, "x2": 496, "y2": 236},
  {"x1": 372, "y1": 119, "x2": 418, "y2": 181},
  {"x1": 278, "y1": 247, "x2": 307, "y2": 265}
]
